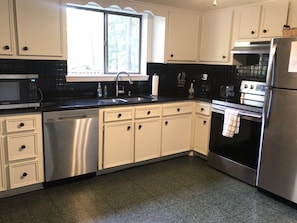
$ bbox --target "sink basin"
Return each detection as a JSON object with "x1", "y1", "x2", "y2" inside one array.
[{"x1": 123, "y1": 96, "x2": 151, "y2": 103}]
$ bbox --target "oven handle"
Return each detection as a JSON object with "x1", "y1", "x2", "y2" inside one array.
[{"x1": 212, "y1": 107, "x2": 262, "y2": 121}]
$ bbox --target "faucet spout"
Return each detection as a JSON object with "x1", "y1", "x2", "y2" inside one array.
[{"x1": 115, "y1": 71, "x2": 133, "y2": 97}]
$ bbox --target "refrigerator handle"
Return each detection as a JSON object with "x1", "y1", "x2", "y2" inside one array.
[
  {"x1": 266, "y1": 44, "x2": 277, "y2": 87},
  {"x1": 264, "y1": 88, "x2": 273, "y2": 128}
]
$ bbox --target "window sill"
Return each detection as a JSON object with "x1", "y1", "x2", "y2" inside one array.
[{"x1": 66, "y1": 74, "x2": 149, "y2": 82}]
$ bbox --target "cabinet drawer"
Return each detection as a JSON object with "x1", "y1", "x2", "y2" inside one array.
[
  {"x1": 0, "y1": 119, "x2": 2, "y2": 134},
  {"x1": 195, "y1": 103, "x2": 211, "y2": 116},
  {"x1": 5, "y1": 116, "x2": 37, "y2": 133},
  {"x1": 135, "y1": 106, "x2": 161, "y2": 119},
  {"x1": 104, "y1": 108, "x2": 133, "y2": 122},
  {"x1": 9, "y1": 160, "x2": 39, "y2": 189},
  {"x1": 7, "y1": 133, "x2": 38, "y2": 161},
  {"x1": 162, "y1": 103, "x2": 193, "y2": 116}
]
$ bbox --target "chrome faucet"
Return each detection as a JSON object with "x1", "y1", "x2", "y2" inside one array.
[{"x1": 115, "y1": 71, "x2": 133, "y2": 97}]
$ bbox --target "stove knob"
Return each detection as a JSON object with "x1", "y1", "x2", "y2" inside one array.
[
  {"x1": 250, "y1": 85, "x2": 254, "y2": 89},
  {"x1": 244, "y1": 84, "x2": 248, "y2": 88}
]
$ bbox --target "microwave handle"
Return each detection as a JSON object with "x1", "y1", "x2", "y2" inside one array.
[{"x1": 38, "y1": 88, "x2": 44, "y2": 103}]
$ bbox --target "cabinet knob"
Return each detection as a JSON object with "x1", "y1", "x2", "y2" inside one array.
[
  {"x1": 22, "y1": 46, "x2": 29, "y2": 51},
  {"x1": 21, "y1": 145, "x2": 26, "y2": 149},
  {"x1": 263, "y1": 29, "x2": 267, "y2": 33},
  {"x1": 127, "y1": 126, "x2": 131, "y2": 131},
  {"x1": 170, "y1": 54, "x2": 174, "y2": 58},
  {"x1": 19, "y1": 122, "x2": 25, "y2": 127},
  {"x1": 203, "y1": 120, "x2": 207, "y2": 124},
  {"x1": 22, "y1": 172, "x2": 28, "y2": 177},
  {"x1": 201, "y1": 108, "x2": 204, "y2": 111},
  {"x1": 147, "y1": 111, "x2": 151, "y2": 115},
  {"x1": 177, "y1": 108, "x2": 180, "y2": 112},
  {"x1": 222, "y1": 55, "x2": 226, "y2": 59},
  {"x1": 3, "y1": 45, "x2": 10, "y2": 50},
  {"x1": 165, "y1": 121, "x2": 168, "y2": 126},
  {"x1": 251, "y1": 30, "x2": 255, "y2": 35},
  {"x1": 117, "y1": 113, "x2": 122, "y2": 118},
  {"x1": 138, "y1": 125, "x2": 142, "y2": 130}
]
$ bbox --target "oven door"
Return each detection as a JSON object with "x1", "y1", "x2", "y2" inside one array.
[{"x1": 208, "y1": 107, "x2": 262, "y2": 185}]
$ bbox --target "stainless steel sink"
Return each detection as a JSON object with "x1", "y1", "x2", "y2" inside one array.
[{"x1": 98, "y1": 96, "x2": 152, "y2": 105}]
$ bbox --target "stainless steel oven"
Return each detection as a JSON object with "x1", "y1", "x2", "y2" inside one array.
[{"x1": 208, "y1": 81, "x2": 265, "y2": 186}]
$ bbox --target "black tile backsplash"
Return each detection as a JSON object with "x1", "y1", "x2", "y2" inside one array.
[{"x1": 0, "y1": 59, "x2": 266, "y2": 102}]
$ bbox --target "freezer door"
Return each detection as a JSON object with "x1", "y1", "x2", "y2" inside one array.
[
  {"x1": 258, "y1": 88, "x2": 297, "y2": 203},
  {"x1": 270, "y1": 38, "x2": 297, "y2": 89}
]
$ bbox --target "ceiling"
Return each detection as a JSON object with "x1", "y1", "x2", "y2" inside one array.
[{"x1": 132, "y1": 0, "x2": 270, "y2": 11}]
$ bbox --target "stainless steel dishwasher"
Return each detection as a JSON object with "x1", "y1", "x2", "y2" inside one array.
[{"x1": 43, "y1": 109, "x2": 98, "y2": 182}]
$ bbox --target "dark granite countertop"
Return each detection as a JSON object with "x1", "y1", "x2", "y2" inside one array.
[{"x1": 40, "y1": 95, "x2": 211, "y2": 112}]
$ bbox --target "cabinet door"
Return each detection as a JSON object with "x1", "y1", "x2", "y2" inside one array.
[
  {"x1": 167, "y1": 11, "x2": 199, "y2": 62},
  {"x1": 161, "y1": 114, "x2": 191, "y2": 156},
  {"x1": 15, "y1": 0, "x2": 62, "y2": 56},
  {"x1": 103, "y1": 122, "x2": 134, "y2": 168},
  {"x1": 237, "y1": 5, "x2": 261, "y2": 39},
  {"x1": 260, "y1": 0, "x2": 289, "y2": 38},
  {"x1": 200, "y1": 10, "x2": 233, "y2": 63},
  {"x1": 135, "y1": 119, "x2": 161, "y2": 162},
  {"x1": 0, "y1": 0, "x2": 13, "y2": 55},
  {"x1": 193, "y1": 115, "x2": 211, "y2": 156},
  {"x1": 0, "y1": 138, "x2": 6, "y2": 191}
]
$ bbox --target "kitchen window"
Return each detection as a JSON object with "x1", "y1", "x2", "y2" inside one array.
[{"x1": 66, "y1": 3, "x2": 149, "y2": 81}]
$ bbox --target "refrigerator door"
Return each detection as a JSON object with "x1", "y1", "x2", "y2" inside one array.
[
  {"x1": 269, "y1": 38, "x2": 297, "y2": 89},
  {"x1": 258, "y1": 88, "x2": 297, "y2": 203}
]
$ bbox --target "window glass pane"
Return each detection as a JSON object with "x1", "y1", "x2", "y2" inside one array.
[
  {"x1": 107, "y1": 14, "x2": 140, "y2": 73},
  {"x1": 67, "y1": 7, "x2": 104, "y2": 75}
]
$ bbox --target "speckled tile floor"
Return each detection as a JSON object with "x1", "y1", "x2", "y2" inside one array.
[{"x1": 0, "y1": 156, "x2": 297, "y2": 223}]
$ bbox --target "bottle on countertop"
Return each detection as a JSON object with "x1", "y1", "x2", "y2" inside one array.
[
  {"x1": 188, "y1": 80, "x2": 195, "y2": 98},
  {"x1": 97, "y1": 82, "x2": 102, "y2": 98},
  {"x1": 103, "y1": 85, "x2": 108, "y2": 98},
  {"x1": 151, "y1": 72, "x2": 159, "y2": 96}
]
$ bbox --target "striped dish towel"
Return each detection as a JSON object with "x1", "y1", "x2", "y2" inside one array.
[{"x1": 222, "y1": 108, "x2": 240, "y2": 138}]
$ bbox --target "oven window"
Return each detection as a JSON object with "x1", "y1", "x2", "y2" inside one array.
[
  {"x1": 0, "y1": 82, "x2": 20, "y2": 102},
  {"x1": 209, "y1": 112, "x2": 261, "y2": 169}
]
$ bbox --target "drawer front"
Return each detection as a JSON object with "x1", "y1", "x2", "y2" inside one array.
[
  {"x1": 196, "y1": 103, "x2": 211, "y2": 116},
  {"x1": 7, "y1": 133, "x2": 38, "y2": 161},
  {"x1": 9, "y1": 160, "x2": 39, "y2": 189},
  {"x1": 135, "y1": 106, "x2": 160, "y2": 119},
  {"x1": 104, "y1": 108, "x2": 133, "y2": 122},
  {"x1": 5, "y1": 116, "x2": 37, "y2": 133},
  {"x1": 162, "y1": 103, "x2": 193, "y2": 116},
  {"x1": 0, "y1": 119, "x2": 2, "y2": 134}
]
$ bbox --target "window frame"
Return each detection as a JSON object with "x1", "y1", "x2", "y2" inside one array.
[{"x1": 66, "y1": 3, "x2": 146, "y2": 81}]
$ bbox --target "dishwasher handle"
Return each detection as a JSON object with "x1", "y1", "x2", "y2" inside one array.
[{"x1": 58, "y1": 115, "x2": 88, "y2": 121}]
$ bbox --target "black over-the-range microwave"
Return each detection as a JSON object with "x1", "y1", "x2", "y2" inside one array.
[{"x1": 0, "y1": 74, "x2": 41, "y2": 110}]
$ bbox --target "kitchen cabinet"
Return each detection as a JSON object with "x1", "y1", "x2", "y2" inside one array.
[
  {"x1": 161, "y1": 102, "x2": 192, "y2": 156},
  {"x1": 14, "y1": 0, "x2": 63, "y2": 57},
  {"x1": 0, "y1": 0, "x2": 63, "y2": 59},
  {"x1": 0, "y1": 0, "x2": 13, "y2": 55},
  {"x1": 236, "y1": 0, "x2": 289, "y2": 40},
  {"x1": 1, "y1": 113, "x2": 43, "y2": 190},
  {"x1": 166, "y1": 10, "x2": 199, "y2": 62},
  {"x1": 193, "y1": 102, "x2": 211, "y2": 156},
  {"x1": 134, "y1": 105, "x2": 161, "y2": 162},
  {"x1": 102, "y1": 107, "x2": 134, "y2": 169},
  {"x1": 0, "y1": 138, "x2": 6, "y2": 192},
  {"x1": 199, "y1": 10, "x2": 233, "y2": 63}
]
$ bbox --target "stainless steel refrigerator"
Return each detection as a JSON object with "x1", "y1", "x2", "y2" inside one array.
[{"x1": 257, "y1": 37, "x2": 297, "y2": 203}]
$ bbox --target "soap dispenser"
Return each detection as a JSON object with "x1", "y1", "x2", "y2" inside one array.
[
  {"x1": 188, "y1": 80, "x2": 195, "y2": 98},
  {"x1": 97, "y1": 82, "x2": 102, "y2": 98}
]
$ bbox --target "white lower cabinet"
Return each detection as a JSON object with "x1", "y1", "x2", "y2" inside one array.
[
  {"x1": 193, "y1": 102, "x2": 212, "y2": 156},
  {"x1": 0, "y1": 138, "x2": 6, "y2": 191},
  {"x1": 0, "y1": 113, "x2": 43, "y2": 191},
  {"x1": 161, "y1": 114, "x2": 192, "y2": 156},
  {"x1": 135, "y1": 118, "x2": 161, "y2": 162},
  {"x1": 100, "y1": 101, "x2": 211, "y2": 170},
  {"x1": 103, "y1": 121, "x2": 134, "y2": 169}
]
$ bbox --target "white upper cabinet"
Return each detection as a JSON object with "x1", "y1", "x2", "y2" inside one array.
[
  {"x1": 236, "y1": 0, "x2": 289, "y2": 40},
  {"x1": 0, "y1": 0, "x2": 13, "y2": 55},
  {"x1": 166, "y1": 10, "x2": 199, "y2": 62},
  {"x1": 15, "y1": 0, "x2": 63, "y2": 57},
  {"x1": 199, "y1": 9, "x2": 233, "y2": 63}
]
